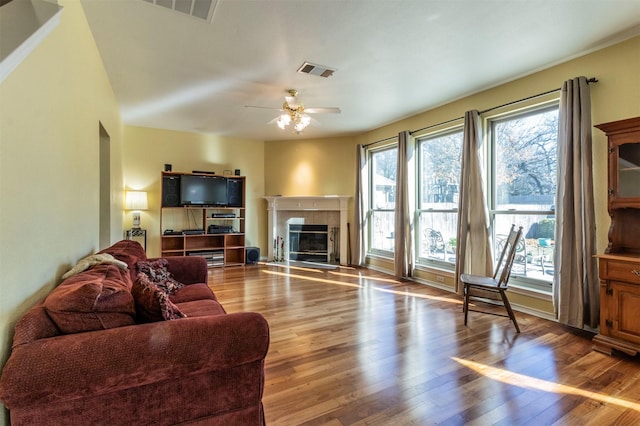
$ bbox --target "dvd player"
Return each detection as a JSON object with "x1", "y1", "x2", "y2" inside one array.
[
  {"x1": 211, "y1": 213, "x2": 236, "y2": 218},
  {"x1": 208, "y1": 225, "x2": 234, "y2": 233},
  {"x1": 182, "y1": 229, "x2": 205, "y2": 235}
]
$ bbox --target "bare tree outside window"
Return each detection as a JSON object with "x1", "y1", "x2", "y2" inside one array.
[{"x1": 491, "y1": 106, "x2": 558, "y2": 287}]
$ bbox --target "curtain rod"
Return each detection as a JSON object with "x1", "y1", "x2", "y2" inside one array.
[
  {"x1": 409, "y1": 77, "x2": 598, "y2": 135},
  {"x1": 362, "y1": 135, "x2": 397, "y2": 148}
]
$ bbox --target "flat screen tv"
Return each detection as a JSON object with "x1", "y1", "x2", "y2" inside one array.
[{"x1": 180, "y1": 175, "x2": 228, "y2": 206}]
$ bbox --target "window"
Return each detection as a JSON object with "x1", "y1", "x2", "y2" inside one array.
[
  {"x1": 416, "y1": 130, "x2": 463, "y2": 267},
  {"x1": 369, "y1": 145, "x2": 397, "y2": 254},
  {"x1": 489, "y1": 105, "x2": 558, "y2": 289}
]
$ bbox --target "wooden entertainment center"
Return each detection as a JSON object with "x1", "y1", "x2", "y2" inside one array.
[
  {"x1": 160, "y1": 172, "x2": 246, "y2": 267},
  {"x1": 593, "y1": 117, "x2": 640, "y2": 356}
]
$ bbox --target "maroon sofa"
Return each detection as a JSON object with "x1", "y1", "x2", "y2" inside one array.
[{"x1": 0, "y1": 240, "x2": 269, "y2": 425}]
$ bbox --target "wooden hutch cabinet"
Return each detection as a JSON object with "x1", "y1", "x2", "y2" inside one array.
[{"x1": 593, "y1": 116, "x2": 640, "y2": 356}]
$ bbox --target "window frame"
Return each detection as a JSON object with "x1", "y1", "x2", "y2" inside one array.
[
  {"x1": 414, "y1": 127, "x2": 464, "y2": 271},
  {"x1": 486, "y1": 101, "x2": 560, "y2": 292},
  {"x1": 367, "y1": 142, "x2": 398, "y2": 257}
]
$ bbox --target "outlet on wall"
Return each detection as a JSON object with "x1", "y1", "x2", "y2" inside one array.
[{"x1": 436, "y1": 275, "x2": 445, "y2": 283}]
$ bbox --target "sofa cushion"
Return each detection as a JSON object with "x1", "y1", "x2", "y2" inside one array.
[
  {"x1": 135, "y1": 259, "x2": 184, "y2": 294},
  {"x1": 98, "y1": 240, "x2": 147, "y2": 271},
  {"x1": 11, "y1": 304, "x2": 60, "y2": 347},
  {"x1": 132, "y1": 273, "x2": 186, "y2": 322},
  {"x1": 175, "y1": 299, "x2": 226, "y2": 317},
  {"x1": 44, "y1": 264, "x2": 136, "y2": 334},
  {"x1": 170, "y1": 283, "x2": 217, "y2": 304}
]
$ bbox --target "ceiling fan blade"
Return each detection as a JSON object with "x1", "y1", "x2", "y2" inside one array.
[
  {"x1": 305, "y1": 107, "x2": 341, "y2": 114},
  {"x1": 245, "y1": 105, "x2": 283, "y2": 111}
]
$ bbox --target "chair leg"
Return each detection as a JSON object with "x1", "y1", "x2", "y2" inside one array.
[
  {"x1": 463, "y1": 284, "x2": 470, "y2": 326},
  {"x1": 499, "y1": 289, "x2": 520, "y2": 333}
]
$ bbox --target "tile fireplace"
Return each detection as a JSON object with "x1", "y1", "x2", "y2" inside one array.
[{"x1": 265, "y1": 196, "x2": 350, "y2": 265}]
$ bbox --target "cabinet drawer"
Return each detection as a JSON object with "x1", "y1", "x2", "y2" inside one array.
[{"x1": 600, "y1": 259, "x2": 640, "y2": 285}]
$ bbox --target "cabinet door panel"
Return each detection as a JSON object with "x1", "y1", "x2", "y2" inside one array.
[{"x1": 610, "y1": 281, "x2": 640, "y2": 344}]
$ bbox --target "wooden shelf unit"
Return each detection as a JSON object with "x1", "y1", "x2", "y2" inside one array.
[
  {"x1": 593, "y1": 117, "x2": 640, "y2": 356},
  {"x1": 160, "y1": 172, "x2": 246, "y2": 268}
]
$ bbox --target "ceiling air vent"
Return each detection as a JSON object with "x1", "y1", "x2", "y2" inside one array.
[
  {"x1": 297, "y1": 62, "x2": 336, "y2": 78},
  {"x1": 142, "y1": 0, "x2": 218, "y2": 22}
]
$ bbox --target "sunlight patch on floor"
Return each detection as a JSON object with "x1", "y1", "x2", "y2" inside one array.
[
  {"x1": 453, "y1": 357, "x2": 640, "y2": 412},
  {"x1": 261, "y1": 269, "x2": 462, "y2": 305},
  {"x1": 328, "y1": 271, "x2": 400, "y2": 283}
]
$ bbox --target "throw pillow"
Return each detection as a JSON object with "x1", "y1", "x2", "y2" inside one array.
[
  {"x1": 98, "y1": 240, "x2": 147, "y2": 270},
  {"x1": 44, "y1": 265, "x2": 136, "y2": 333},
  {"x1": 132, "y1": 272, "x2": 186, "y2": 322},
  {"x1": 135, "y1": 259, "x2": 184, "y2": 294}
]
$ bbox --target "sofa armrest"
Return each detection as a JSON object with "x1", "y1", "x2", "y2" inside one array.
[
  {"x1": 0, "y1": 312, "x2": 269, "y2": 408},
  {"x1": 151, "y1": 256, "x2": 208, "y2": 284}
]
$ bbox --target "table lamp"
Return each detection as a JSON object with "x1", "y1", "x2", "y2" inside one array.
[{"x1": 125, "y1": 191, "x2": 148, "y2": 228}]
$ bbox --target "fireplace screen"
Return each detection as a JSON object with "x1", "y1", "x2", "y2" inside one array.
[{"x1": 289, "y1": 224, "x2": 329, "y2": 262}]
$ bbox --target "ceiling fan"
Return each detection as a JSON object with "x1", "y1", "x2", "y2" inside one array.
[{"x1": 246, "y1": 89, "x2": 341, "y2": 133}]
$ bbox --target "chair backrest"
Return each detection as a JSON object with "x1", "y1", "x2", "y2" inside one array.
[{"x1": 493, "y1": 225, "x2": 524, "y2": 288}]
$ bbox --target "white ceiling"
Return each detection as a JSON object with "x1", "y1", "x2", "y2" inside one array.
[{"x1": 80, "y1": 0, "x2": 640, "y2": 141}]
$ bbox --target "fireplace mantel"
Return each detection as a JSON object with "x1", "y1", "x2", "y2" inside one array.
[{"x1": 265, "y1": 196, "x2": 350, "y2": 265}]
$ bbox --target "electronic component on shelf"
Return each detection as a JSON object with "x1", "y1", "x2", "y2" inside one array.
[
  {"x1": 211, "y1": 213, "x2": 236, "y2": 218},
  {"x1": 182, "y1": 229, "x2": 205, "y2": 235},
  {"x1": 208, "y1": 225, "x2": 234, "y2": 234}
]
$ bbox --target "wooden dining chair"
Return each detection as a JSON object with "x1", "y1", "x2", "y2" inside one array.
[{"x1": 461, "y1": 224, "x2": 524, "y2": 332}]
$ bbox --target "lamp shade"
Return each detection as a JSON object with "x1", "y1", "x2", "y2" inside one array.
[{"x1": 125, "y1": 191, "x2": 148, "y2": 211}]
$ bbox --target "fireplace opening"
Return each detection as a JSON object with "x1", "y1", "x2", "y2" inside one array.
[{"x1": 289, "y1": 224, "x2": 329, "y2": 262}]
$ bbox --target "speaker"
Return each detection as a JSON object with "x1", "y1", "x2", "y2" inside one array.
[
  {"x1": 162, "y1": 175, "x2": 181, "y2": 207},
  {"x1": 246, "y1": 247, "x2": 260, "y2": 264},
  {"x1": 226, "y1": 178, "x2": 244, "y2": 207}
]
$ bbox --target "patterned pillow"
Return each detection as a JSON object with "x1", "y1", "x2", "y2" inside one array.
[
  {"x1": 132, "y1": 272, "x2": 186, "y2": 322},
  {"x1": 135, "y1": 259, "x2": 184, "y2": 294}
]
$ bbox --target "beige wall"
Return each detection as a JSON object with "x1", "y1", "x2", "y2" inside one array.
[
  {"x1": 0, "y1": 1, "x2": 123, "y2": 421},
  {"x1": 264, "y1": 136, "x2": 358, "y2": 197},
  {"x1": 123, "y1": 126, "x2": 265, "y2": 258}
]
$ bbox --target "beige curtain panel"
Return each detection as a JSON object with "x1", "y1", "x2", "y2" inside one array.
[
  {"x1": 394, "y1": 131, "x2": 413, "y2": 278},
  {"x1": 455, "y1": 110, "x2": 493, "y2": 295},
  {"x1": 553, "y1": 76, "x2": 599, "y2": 329}
]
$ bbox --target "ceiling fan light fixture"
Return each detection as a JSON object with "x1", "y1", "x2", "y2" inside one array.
[
  {"x1": 276, "y1": 113, "x2": 291, "y2": 129},
  {"x1": 245, "y1": 89, "x2": 338, "y2": 134},
  {"x1": 294, "y1": 114, "x2": 311, "y2": 132}
]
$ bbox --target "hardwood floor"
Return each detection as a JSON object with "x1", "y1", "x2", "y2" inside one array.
[{"x1": 209, "y1": 264, "x2": 640, "y2": 425}]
